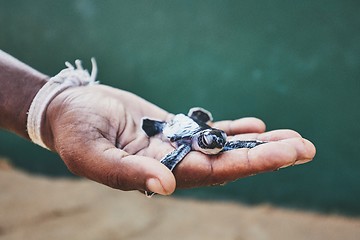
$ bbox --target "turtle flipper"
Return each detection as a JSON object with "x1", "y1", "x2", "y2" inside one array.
[
  {"x1": 142, "y1": 118, "x2": 166, "y2": 137},
  {"x1": 222, "y1": 140, "x2": 266, "y2": 151},
  {"x1": 145, "y1": 144, "x2": 192, "y2": 197},
  {"x1": 188, "y1": 107, "x2": 213, "y2": 123},
  {"x1": 160, "y1": 144, "x2": 192, "y2": 171}
]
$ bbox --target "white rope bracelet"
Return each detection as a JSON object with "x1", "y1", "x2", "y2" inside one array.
[{"x1": 27, "y1": 58, "x2": 99, "y2": 149}]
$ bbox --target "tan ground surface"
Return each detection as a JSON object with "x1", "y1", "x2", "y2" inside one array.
[{"x1": 1, "y1": 160, "x2": 359, "y2": 240}]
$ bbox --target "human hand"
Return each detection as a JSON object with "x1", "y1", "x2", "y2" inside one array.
[{"x1": 43, "y1": 85, "x2": 316, "y2": 195}]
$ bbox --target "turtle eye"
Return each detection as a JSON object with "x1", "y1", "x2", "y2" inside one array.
[{"x1": 203, "y1": 134, "x2": 214, "y2": 146}]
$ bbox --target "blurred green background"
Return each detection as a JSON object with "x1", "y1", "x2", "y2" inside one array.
[{"x1": 0, "y1": 0, "x2": 359, "y2": 216}]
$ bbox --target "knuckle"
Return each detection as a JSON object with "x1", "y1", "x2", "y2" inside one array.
[{"x1": 105, "y1": 170, "x2": 136, "y2": 191}]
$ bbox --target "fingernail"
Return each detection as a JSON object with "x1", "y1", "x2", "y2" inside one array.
[
  {"x1": 279, "y1": 162, "x2": 295, "y2": 169},
  {"x1": 146, "y1": 178, "x2": 166, "y2": 195},
  {"x1": 294, "y1": 159, "x2": 312, "y2": 165}
]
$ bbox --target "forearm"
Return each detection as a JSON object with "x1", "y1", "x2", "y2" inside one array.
[{"x1": 0, "y1": 50, "x2": 49, "y2": 139}]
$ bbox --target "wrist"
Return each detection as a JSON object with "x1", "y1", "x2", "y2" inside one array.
[
  {"x1": 26, "y1": 58, "x2": 98, "y2": 150},
  {"x1": 0, "y1": 50, "x2": 49, "y2": 138}
]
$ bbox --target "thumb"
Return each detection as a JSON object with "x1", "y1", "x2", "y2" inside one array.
[{"x1": 60, "y1": 139, "x2": 176, "y2": 195}]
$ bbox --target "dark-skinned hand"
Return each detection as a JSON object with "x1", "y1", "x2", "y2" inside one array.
[{"x1": 42, "y1": 85, "x2": 316, "y2": 195}]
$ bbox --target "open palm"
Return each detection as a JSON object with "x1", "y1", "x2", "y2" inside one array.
[{"x1": 44, "y1": 84, "x2": 316, "y2": 195}]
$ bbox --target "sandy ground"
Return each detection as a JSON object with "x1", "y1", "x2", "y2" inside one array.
[{"x1": 0, "y1": 160, "x2": 359, "y2": 240}]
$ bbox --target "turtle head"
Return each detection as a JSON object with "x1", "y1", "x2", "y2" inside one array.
[{"x1": 195, "y1": 129, "x2": 227, "y2": 155}]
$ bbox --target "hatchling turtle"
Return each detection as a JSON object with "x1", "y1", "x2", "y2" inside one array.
[{"x1": 142, "y1": 107, "x2": 266, "y2": 196}]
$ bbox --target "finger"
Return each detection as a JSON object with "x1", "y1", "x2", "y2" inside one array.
[
  {"x1": 175, "y1": 142, "x2": 298, "y2": 188},
  {"x1": 60, "y1": 138, "x2": 176, "y2": 195},
  {"x1": 227, "y1": 129, "x2": 303, "y2": 142},
  {"x1": 278, "y1": 138, "x2": 316, "y2": 165},
  {"x1": 258, "y1": 129, "x2": 302, "y2": 141},
  {"x1": 174, "y1": 131, "x2": 316, "y2": 188},
  {"x1": 212, "y1": 117, "x2": 266, "y2": 135},
  {"x1": 256, "y1": 129, "x2": 316, "y2": 165},
  {"x1": 228, "y1": 129, "x2": 316, "y2": 166}
]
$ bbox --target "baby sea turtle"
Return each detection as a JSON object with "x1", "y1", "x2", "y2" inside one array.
[{"x1": 142, "y1": 107, "x2": 266, "y2": 196}]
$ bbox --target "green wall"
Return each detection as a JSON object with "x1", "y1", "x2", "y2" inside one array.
[{"x1": 1, "y1": 0, "x2": 359, "y2": 215}]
